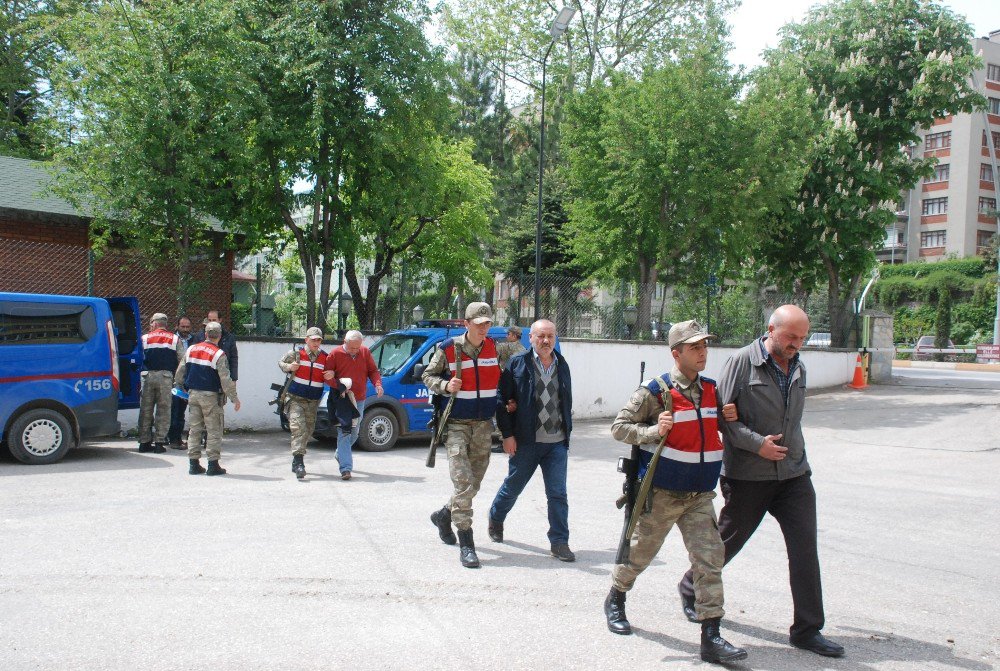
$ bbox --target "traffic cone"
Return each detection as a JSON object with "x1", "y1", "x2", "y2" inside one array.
[{"x1": 847, "y1": 353, "x2": 867, "y2": 390}]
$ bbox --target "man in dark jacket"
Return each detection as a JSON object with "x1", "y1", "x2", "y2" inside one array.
[
  {"x1": 191, "y1": 309, "x2": 239, "y2": 381},
  {"x1": 488, "y1": 319, "x2": 575, "y2": 562}
]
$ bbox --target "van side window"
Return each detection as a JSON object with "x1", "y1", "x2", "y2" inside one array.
[{"x1": 0, "y1": 303, "x2": 95, "y2": 345}]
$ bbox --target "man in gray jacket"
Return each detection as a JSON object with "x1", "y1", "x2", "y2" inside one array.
[{"x1": 678, "y1": 304, "x2": 845, "y2": 658}]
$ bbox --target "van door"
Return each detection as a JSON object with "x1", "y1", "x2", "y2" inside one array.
[{"x1": 107, "y1": 296, "x2": 142, "y2": 410}]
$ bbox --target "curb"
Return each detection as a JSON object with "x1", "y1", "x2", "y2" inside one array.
[{"x1": 893, "y1": 359, "x2": 1000, "y2": 373}]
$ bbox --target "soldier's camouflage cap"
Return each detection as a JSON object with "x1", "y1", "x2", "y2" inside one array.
[
  {"x1": 668, "y1": 320, "x2": 717, "y2": 349},
  {"x1": 305, "y1": 326, "x2": 323, "y2": 340},
  {"x1": 465, "y1": 302, "x2": 493, "y2": 325},
  {"x1": 150, "y1": 312, "x2": 168, "y2": 323},
  {"x1": 205, "y1": 321, "x2": 223, "y2": 335}
]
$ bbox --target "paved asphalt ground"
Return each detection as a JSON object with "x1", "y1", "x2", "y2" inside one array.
[{"x1": 1, "y1": 371, "x2": 998, "y2": 671}]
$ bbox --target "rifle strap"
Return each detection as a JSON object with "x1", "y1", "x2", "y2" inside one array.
[{"x1": 641, "y1": 375, "x2": 674, "y2": 514}]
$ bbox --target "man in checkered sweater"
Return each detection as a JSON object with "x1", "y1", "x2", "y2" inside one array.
[{"x1": 488, "y1": 319, "x2": 575, "y2": 562}]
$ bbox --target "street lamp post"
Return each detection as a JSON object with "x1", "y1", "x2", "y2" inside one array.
[
  {"x1": 338, "y1": 293, "x2": 353, "y2": 339},
  {"x1": 534, "y1": 6, "x2": 576, "y2": 322},
  {"x1": 412, "y1": 304, "x2": 425, "y2": 326}
]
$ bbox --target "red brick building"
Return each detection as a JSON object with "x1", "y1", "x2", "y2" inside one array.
[{"x1": 0, "y1": 155, "x2": 234, "y2": 327}]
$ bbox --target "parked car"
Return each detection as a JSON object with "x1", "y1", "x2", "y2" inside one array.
[
  {"x1": 273, "y1": 321, "x2": 536, "y2": 451},
  {"x1": 0, "y1": 292, "x2": 142, "y2": 464},
  {"x1": 912, "y1": 334, "x2": 955, "y2": 361},
  {"x1": 806, "y1": 332, "x2": 831, "y2": 348}
]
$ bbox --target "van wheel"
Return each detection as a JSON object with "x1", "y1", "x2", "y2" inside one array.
[
  {"x1": 8, "y1": 409, "x2": 75, "y2": 464},
  {"x1": 357, "y1": 407, "x2": 398, "y2": 452}
]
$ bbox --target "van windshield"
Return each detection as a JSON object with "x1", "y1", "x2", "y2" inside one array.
[{"x1": 370, "y1": 334, "x2": 428, "y2": 375}]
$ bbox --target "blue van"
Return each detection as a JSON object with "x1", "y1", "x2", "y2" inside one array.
[
  {"x1": 0, "y1": 292, "x2": 143, "y2": 464},
  {"x1": 276, "y1": 320, "x2": 534, "y2": 451}
]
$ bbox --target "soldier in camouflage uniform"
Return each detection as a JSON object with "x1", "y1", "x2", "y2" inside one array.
[
  {"x1": 422, "y1": 302, "x2": 521, "y2": 568},
  {"x1": 604, "y1": 320, "x2": 748, "y2": 665},
  {"x1": 278, "y1": 327, "x2": 327, "y2": 480},
  {"x1": 173, "y1": 322, "x2": 240, "y2": 476},
  {"x1": 137, "y1": 313, "x2": 184, "y2": 453}
]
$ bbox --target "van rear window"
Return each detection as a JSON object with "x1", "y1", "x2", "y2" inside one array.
[{"x1": 0, "y1": 303, "x2": 97, "y2": 345}]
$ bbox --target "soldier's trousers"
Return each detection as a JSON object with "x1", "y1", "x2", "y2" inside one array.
[
  {"x1": 138, "y1": 370, "x2": 174, "y2": 443},
  {"x1": 187, "y1": 390, "x2": 224, "y2": 461},
  {"x1": 287, "y1": 396, "x2": 319, "y2": 456},
  {"x1": 444, "y1": 419, "x2": 493, "y2": 531},
  {"x1": 612, "y1": 488, "x2": 725, "y2": 620}
]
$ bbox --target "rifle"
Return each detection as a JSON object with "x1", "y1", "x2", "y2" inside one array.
[
  {"x1": 614, "y1": 365, "x2": 673, "y2": 565},
  {"x1": 614, "y1": 362, "x2": 644, "y2": 565},
  {"x1": 425, "y1": 343, "x2": 463, "y2": 468},
  {"x1": 268, "y1": 344, "x2": 302, "y2": 413}
]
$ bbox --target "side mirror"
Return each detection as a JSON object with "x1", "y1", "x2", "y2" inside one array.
[{"x1": 413, "y1": 363, "x2": 426, "y2": 380}]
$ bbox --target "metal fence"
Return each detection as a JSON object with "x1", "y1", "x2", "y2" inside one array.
[
  {"x1": 0, "y1": 238, "x2": 233, "y2": 327},
  {"x1": 231, "y1": 259, "x2": 832, "y2": 345}
]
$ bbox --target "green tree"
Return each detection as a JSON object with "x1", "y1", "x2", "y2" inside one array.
[
  {"x1": 0, "y1": 0, "x2": 70, "y2": 157},
  {"x1": 232, "y1": 0, "x2": 493, "y2": 331},
  {"x1": 48, "y1": 0, "x2": 253, "y2": 314},
  {"x1": 752, "y1": 0, "x2": 984, "y2": 346},
  {"x1": 562, "y1": 32, "x2": 790, "y2": 332}
]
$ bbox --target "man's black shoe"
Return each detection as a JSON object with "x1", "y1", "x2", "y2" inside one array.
[
  {"x1": 488, "y1": 518, "x2": 504, "y2": 543},
  {"x1": 790, "y1": 632, "x2": 845, "y2": 658},
  {"x1": 206, "y1": 460, "x2": 227, "y2": 476},
  {"x1": 678, "y1": 582, "x2": 698, "y2": 623},
  {"x1": 430, "y1": 506, "x2": 457, "y2": 545},
  {"x1": 550, "y1": 544, "x2": 576, "y2": 562},
  {"x1": 604, "y1": 587, "x2": 632, "y2": 635},
  {"x1": 292, "y1": 455, "x2": 305, "y2": 479},
  {"x1": 700, "y1": 617, "x2": 748, "y2": 663},
  {"x1": 168, "y1": 441, "x2": 185, "y2": 451},
  {"x1": 152, "y1": 442, "x2": 167, "y2": 454},
  {"x1": 189, "y1": 459, "x2": 206, "y2": 475},
  {"x1": 137, "y1": 442, "x2": 155, "y2": 453}
]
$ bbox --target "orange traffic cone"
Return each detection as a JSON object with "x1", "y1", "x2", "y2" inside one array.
[{"x1": 847, "y1": 353, "x2": 867, "y2": 390}]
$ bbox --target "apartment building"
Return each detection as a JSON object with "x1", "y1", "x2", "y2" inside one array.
[{"x1": 882, "y1": 29, "x2": 1000, "y2": 264}]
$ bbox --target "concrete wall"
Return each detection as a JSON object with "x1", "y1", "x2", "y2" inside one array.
[{"x1": 119, "y1": 338, "x2": 859, "y2": 433}]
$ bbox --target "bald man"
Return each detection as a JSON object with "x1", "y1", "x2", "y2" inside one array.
[{"x1": 678, "y1": 305, "x2": 845, "y2": 658}]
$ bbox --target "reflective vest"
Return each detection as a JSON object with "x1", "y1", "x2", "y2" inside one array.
[
  {"x1": 638, "y1": 374, "x2": 723, "y2": 492},
  {"x1": 184, "y1": 341, "x2": 224, "y2": 392},
  {"x1": 287, "y1": 348, "x2": 328, "y2": 401},
  {"x1": 142, "y1": 328, "x2": 180, "y2": 372},
  {"x1": 443, "y1": 337, "x2": 501, "y2": 420}
]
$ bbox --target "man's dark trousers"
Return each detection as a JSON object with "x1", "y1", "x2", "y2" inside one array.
[
  {"x1": 489, "y1": 440, "x2": 569, "y2": 545},
  {"x1": 166, "y1": 395, "x2": 188, "y2": 444},
  {"x1": 680, "y1": 473, "x2": 824, "y2": 639}
]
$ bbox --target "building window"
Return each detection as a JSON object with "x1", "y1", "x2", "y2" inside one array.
[
  {"x1": 883, "y1": 227, "x2": 903, "y2": 248},
  {"x1": 927, "y1": 163, "x2": 950, "y2": 182},
  {"x1": 983, "y1": 164, "x2": 996, "y2": 182},
  {"x1": 920, "y1": 230, "x2": 946, "y2": 248},
  {"x1": 984, "y1": 131, "x2": 1000, "y2": 150},
  {"x1": 978, "y1": 230, "x2": 996, "y2": 249},
  {"x1": 921, "y1": 197, "x2": 947, "y2": 215},
  {"x1": 980, "y1": 197, "x2": 998, "y2": 215},
  {"x1": 989, "y1": 63, "x2": 1000, "y2": 82},
  {"x1": 925, "y1": 131, "x2": 951, "y2": 150},
  {"x1": 990, "y1": 98, "x2": 1000, "y2": 115}
]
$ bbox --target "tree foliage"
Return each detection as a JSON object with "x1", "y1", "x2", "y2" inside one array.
[
  {"x1": 48, "y1": 0, "x2": 252, "y2": 314},
  {"x1": 752, "y1": 0, "x2": 985, "y2": 346}
]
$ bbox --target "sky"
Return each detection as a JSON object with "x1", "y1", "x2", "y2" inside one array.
[{"x1": 727, "y1": 0, "x2": 999, "y2": 70}]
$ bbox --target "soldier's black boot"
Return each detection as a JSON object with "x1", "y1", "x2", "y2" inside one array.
[
  {"x1": 457, "y1": 528, "x2": 480, "y2": 568},
  {"x1": 189, "y1": 459, "x2": 206, "y2": 475},
  {"x1": 678, "y1": 581, "x2": 698, "y2": 623},
  {"x1": 604, "y1": 587, "x2": 632, "y2": 635},
  {"x1": 137, "y1": 442, "x2": 154, "y2": 453},
  {"x1": 700, "y1": 618, "x2": 748, "y2": 664},
  {"x1": 430, "y1": 506, "x2": 457, "y2": 545},
  {"x1": 292, "y1": 455, "x2": 305, "y2": 479},
  {"x1": 152, "y1": 442, "x2": 166, "y2": 454},
  {"x1": 206, "y1": 460, "x2": 227, "y2": 476}
]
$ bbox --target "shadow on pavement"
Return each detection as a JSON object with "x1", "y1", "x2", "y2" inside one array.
[{"x1": 0, "y1": 445, "x2": 176, "y2": 473}]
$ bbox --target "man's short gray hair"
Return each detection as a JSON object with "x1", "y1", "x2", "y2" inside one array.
[{"x1": 344, "y1": 330, "x2": 364, "y2": 342}]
